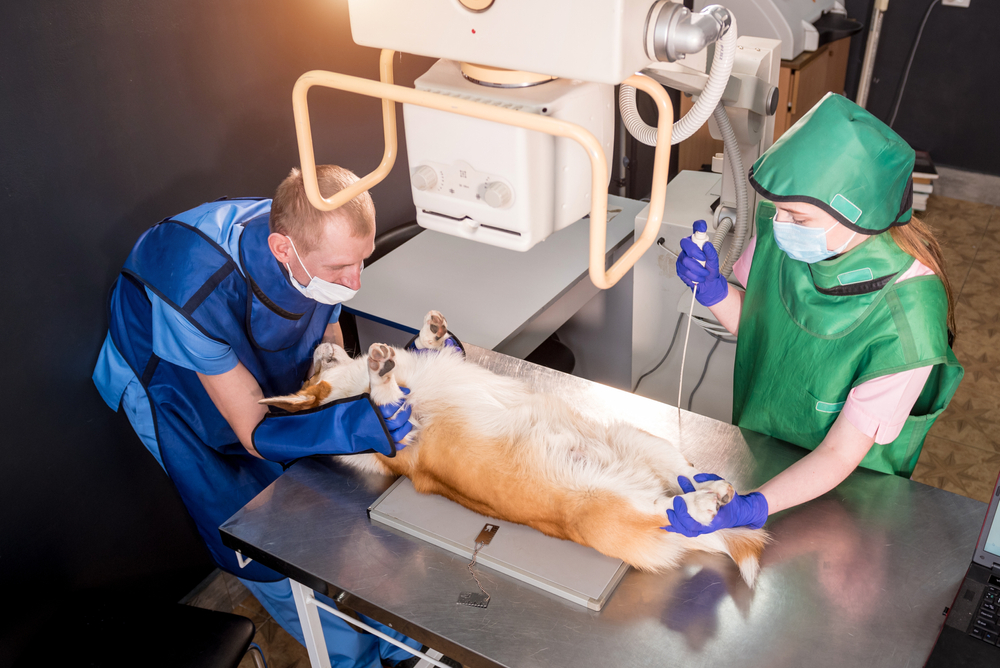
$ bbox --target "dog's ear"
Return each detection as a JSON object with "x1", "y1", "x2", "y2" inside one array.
[{"x1": 259, "y1": 393, "x2": 318, "y2": 413}]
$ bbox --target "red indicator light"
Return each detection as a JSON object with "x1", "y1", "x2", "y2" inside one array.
[{"x1": 472, "y1": 29, "x2": 476, "y2": 34}]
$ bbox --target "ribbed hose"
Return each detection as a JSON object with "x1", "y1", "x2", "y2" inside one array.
[
  {"x1": 619, "y1": 19, "x2": 737, "y2": 146},
  {"x1": 712, "y1": 102, "x2": 748, "y2": 277},
  {"x1": 712, "y1": 215, "x2": 733, "y2": 257}
]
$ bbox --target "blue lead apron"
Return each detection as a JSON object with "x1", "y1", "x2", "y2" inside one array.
[{"x1": 107, "y1": 202, "x2": 336, "y2": 580}]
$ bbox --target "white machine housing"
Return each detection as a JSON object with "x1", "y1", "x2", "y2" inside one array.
[
  {"x1": 347, "y1": 0, "x2": 657, "y2": 85},
  {"x1": 695, "y1": 0, "x2": 841, "y2": 60},
  {"x1": 404, "y1": 60, "x2": 614, "y2": 251},
  {"x1": 709, "y1": 35, "x2": 781, "y2": 224}
]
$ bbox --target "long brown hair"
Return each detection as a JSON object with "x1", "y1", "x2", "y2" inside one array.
[{"x1": 889, "y1": 216, "x2": 957, "y2": 338}]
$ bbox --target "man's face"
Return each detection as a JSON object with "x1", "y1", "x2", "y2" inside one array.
[{"x1": 272, "y1": 218, "x2": 375, "y2": 291}]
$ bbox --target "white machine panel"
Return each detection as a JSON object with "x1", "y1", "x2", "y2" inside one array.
[
  {"x1": 404, "y1": 59, "x2": 614, "y2": 251},
  {"x1": 696, "y1": 0, "x2": 838, "y2": 59},
  {"x1": 348, "y1": 0, "x2": 658, "y2": 85}
]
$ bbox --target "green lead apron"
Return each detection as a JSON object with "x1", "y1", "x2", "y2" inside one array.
[{"x1": 733, "y1": 203, "x2": 964, "y2": 477}]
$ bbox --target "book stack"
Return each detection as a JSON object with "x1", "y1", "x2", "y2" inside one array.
[{"x1": 912, "y1": 150, "x2": 938, "y2": 212}]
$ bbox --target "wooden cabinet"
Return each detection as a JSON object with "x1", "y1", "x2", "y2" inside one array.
[{"x1": 676, "y1": 36, "x2": 852, "y2": 173}]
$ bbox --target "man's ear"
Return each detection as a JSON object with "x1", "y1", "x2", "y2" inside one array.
[
  {"x1": 268, "y1": 232, "x2": 294, "y2": 265},
  {"x1": 259, "y1": 392, "x2": 318, "y2": 413}
]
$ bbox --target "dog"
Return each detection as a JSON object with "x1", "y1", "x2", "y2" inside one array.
[{"x1": 260, "y1": 311, "x2": 768, "y2": 586}]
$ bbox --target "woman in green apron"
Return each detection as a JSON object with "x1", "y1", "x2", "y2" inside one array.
[{"x1": 666, "y1": 93, "x2": 964, "y2": 537}]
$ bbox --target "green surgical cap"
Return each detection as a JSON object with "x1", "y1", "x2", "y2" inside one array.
[{"x1": 749, "y1": 93, "x2": 915, "y2": 235}]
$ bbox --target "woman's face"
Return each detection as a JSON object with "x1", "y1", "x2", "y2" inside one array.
[{"x1": 774, "y1": 201, "x2": 863, "y2": 252}]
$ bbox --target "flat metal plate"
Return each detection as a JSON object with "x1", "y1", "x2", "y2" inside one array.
[{"x1": 369, "y1": 477, "x2": 629, "y2": 611}]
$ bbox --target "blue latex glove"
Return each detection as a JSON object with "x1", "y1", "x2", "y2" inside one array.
[
  {"x1": 378, "y1": 387, "x2": 413, "y2": 448},
  {"x1": 663, "y1": 473, "x2": 769, "y2": 536},
  {"x1": 405, "y1": 332, "x2": 465, "y2": 357},
  {"x1": 675, "y1": 221, "x2": 729, "y2": 307}
]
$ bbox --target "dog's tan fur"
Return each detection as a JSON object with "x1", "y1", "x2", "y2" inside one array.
[{"x1": 262, "y1": 311, "x2": 768, "y2": 585}]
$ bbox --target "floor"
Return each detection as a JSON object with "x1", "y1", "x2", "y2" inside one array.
[
  {"x1": 182, "y1": 569, "x2": 312, "y2": 668},
  {"x1": 183, "y1": 180, "x2": 1000, "y2": 668},
  {"x1": 910, "y1": 193, "x2": 1000, "y2": 503}
]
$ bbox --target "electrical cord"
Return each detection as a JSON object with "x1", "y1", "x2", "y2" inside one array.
[
  {"x1": 677, "y1": 286, "x2": 698, "y2": 412},
  {"x1": 687, "y1": 338, "x2": 721, "y2": 411},
  {"x1": 888, "y1": 0, "x2": 940, "y2": 128},
  {"x1": 633, "y1": 312, "x2": 685, "y2": 393}
]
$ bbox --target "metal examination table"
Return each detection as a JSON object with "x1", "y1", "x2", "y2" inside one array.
[{"x1": 221, "y1": 346, "x2": 985, "y2": 667}]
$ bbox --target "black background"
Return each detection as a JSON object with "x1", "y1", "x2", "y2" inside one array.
[
  {"x1": 1, "y1": 0, "x2": 996, "y2": 661},
  {"x1": 847, "y1": 0, "x2": 999, "y2": 175},
  {"x1": 0, "y1": 1, "x2": 430, "y2": 661}
]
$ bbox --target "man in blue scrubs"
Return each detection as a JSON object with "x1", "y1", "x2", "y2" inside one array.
[{"x1": 93, "y1": 165, "x2": 423, "y2": 667}]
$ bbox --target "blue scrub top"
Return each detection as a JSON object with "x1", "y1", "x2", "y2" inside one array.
[{"x1": 93, "y1": 199, "x2": 339, "y2": 467}]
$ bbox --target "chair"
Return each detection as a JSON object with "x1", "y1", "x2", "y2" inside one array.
[{"x1": 15, "y1": 598, "x2": 265, "y2": 668}]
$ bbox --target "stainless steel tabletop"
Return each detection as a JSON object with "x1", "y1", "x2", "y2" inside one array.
[{"x1": 221, "y1": 346, "x2": 985, "y2": 668}]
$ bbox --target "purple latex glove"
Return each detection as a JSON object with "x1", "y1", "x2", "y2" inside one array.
[
  {"x1": 663, "y1": 473, "x2": 768, "y2": 536},
  {"x1": 405, "y1": 333, "x2": 464, "y2": 356},
  {"x1": 378, "y1": 387, "x2": 412, "y2": 449},
  {"x1": 675, "y1": 221, "x2": 729, "y2": 307}
]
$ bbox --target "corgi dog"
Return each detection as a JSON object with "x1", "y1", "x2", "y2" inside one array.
[{"x1": 261, "y1": 311, "x2": 768, "y2": 586}]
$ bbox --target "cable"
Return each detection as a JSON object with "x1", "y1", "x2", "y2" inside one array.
[
  {"x1": 687, "y1": 338, "x2": 721, "y2": 411},
  {"x1": 633, "y1": 312, "x2": 685, "y2": 393},
  {"x1": 888, "y1": 0, "x2": 940, "y2": 128},
  {"x1": 677, "y1": 287, "x2": 698, "y2": 413}
]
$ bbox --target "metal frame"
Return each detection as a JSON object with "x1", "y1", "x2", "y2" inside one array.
[
  {"x1": 290, "y1": 579, "x2": 452, "y2": 668},
  {"x1": 291, "y1": 49, "x2": 674, "y2": 289}
]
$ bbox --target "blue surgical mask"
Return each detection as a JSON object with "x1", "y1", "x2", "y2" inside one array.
[{"x1": 772, "y1": 214, "x2": 857, "y2": 264}]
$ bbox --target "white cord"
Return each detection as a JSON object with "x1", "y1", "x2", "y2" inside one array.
[{"x1": 678, "y1": 285, "x2": 698, "y2": 415}]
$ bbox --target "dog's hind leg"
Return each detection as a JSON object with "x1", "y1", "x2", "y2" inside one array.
[{"x1": 413, "y1": 310, "x2": 451, "y2": 351}]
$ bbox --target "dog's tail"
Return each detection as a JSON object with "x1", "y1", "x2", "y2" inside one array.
[{"x1": 716, "y1": 528, "x2": 770, "y2": 587}]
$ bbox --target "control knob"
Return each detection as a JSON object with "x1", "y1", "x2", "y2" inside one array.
[
  {"x1": 484, "y1": 181, "x2": 512, "y2": 208},
  {"x1": 411, "y1": 165, "x2": 438, "y2": 191}
]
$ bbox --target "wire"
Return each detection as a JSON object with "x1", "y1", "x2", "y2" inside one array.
[
  {"x1": 888, "y1": 0, "x2": 940, "y2": 128},
  {"x1": 677, "y1": 287, "x2": 698, "y2": 413},
  {"x1": 633, "y1": 312, "x2": 685, "y2": 392},
  {"x1": 687, "y1": 338, "x2": 721, "y2": 411}
]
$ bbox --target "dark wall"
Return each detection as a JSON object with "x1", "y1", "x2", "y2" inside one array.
[
  {"x1": 863, "y1": 0, "x2": 1000, "y2": 174},
  {"x1": 0, "y1": 0, "x2": 428, "y2": 657}
]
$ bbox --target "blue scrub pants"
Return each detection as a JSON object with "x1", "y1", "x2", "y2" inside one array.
[{"x1": 239, "y1": 577, "x2": 421, "y2": 667}]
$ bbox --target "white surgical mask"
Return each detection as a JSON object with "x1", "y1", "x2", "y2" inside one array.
[
  {"x1": 283, "y1": 236, "x2": 361, "y2": 305},
  {"x1": 772, "y1": 213, "x2": 857, "y2": 264}
]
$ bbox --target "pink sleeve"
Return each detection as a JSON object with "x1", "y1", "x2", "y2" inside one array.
[
  {"x1": 843, "y1": 260, "x2": 934, "y2": 444},
  {"x1": 841, "y1": 367, "x2": 933, "y2": 444},
  {"x1": 732, "y1": 236, "x2": 757, "y2": 288},
  {"x1": 840, "y1": 259, "x2": 936, "y2": 444}
]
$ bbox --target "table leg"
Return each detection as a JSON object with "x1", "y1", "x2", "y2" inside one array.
[{"x1": 290, "y1": 579, "x2": 333, "y2": 668}]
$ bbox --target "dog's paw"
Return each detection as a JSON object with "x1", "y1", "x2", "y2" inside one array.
[
  {"x1": 367, "y1": 343, "x2": 396, "y2": 381},
  {"x1": 418, "y1": 310, "x2": 450, "y2": 349},
  {"x1": 310, "y1": 342, "x2": 345, "y2": 378},
  {"x1": 680, "y1": 489, "x2": 727, "y2": 526},
  {"x1": 699, "y1": 479, "x2": 735, "y2": 505},
  {"x1": 314, "y1": 342, "x2": 338, "y2": 366}
]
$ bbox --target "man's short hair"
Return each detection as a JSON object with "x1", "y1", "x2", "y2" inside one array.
[{"x1": 270, "y1": 165, "x2": 375, "y2": 251}]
